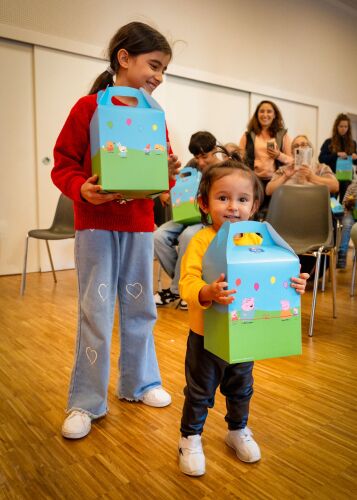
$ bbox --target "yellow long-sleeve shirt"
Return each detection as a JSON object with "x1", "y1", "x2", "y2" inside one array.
[{"x1": 179, "y1": 226, "x2": 262, "y2": 335}]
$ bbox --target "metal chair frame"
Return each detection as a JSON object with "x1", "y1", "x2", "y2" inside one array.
[
  {"x1": 20, "y1": 194, "x2": 75, "y2": 295},
  {"x1": 266, "y1": 185, "x2": 337, "y2": 337}
]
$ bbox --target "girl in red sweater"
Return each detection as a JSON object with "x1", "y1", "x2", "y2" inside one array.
[{"x1": 52, "y1": 22, "x2": 180, "y2": 440}]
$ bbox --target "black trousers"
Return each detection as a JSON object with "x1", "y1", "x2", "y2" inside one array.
[{"x1": 180, "y1": 331, "x2": 254, "y2": 436}]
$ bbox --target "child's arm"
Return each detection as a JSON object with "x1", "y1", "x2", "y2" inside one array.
[
  {"x1": 199, "y1": 273, "x2": 236, "y2": 307},
  {"x1": 290, "y1": 272, "x2": 310, "y2": 294}
]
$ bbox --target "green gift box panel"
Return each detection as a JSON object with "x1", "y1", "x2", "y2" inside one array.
[
  {"x1": 336, "y1": 156, "x2": 353, "y2": 181},
  {"x1": 90, "y1": 87, "x2": 168, "y2": 198},
  {"x1": 171, "y1": 166, "x2": 202, "y2": 225},
  {"x1": 203, "y1": 221, "x2": 302, "y2": 363}
]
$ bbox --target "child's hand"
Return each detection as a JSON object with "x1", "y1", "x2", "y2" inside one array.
[
  {"x1": 80, "y1": 175, "x2": 122, "y2": 205},
  {"x1": 199, "y1": 273, "x2": 236, "y2": 306},
  {"x1": 168, "y1": 155, "x2": 181, "y2": 181},
  {"x1": 159, "y1": 192, "x2": 171, "y2": 207},
  {"x1": 290, "y1": 272, "x2": 310, "y2": 294}
]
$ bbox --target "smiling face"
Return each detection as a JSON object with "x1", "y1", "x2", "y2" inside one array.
[
  {"x1": 337, "y1": 120, "x2": 349, "y2": 136},
  {"x1": 116, "y1": 50, "x2": 171, "y2": 94},
  {"x1": 194, "y1": 148, "x2": 219, "y2": 171},
  {"x1": 199, "y1": 170, "x2": 258, "y2": 232},
  {"x1": 257, "y1": 102, "x2": 276, "y2": 129}
]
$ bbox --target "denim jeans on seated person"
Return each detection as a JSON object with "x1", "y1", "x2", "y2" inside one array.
[
  {"x1": 154, "y1": 221, "x2": 203, "y2": 294},
  {"x1": 67, "y1": 230, "x2": 161, "y2": 418},
  {"x1": 339, "y1": 212, "x2": 356, "y2": 255}
]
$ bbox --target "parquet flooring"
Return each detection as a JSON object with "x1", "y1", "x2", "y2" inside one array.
[{"x1": 0, "y1": 255, "x2": 356, "y2": 499}]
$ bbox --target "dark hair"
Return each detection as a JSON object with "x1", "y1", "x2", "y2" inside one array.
[
  {"x1": 188, "y1": 131, "x2": 217, "y2": 156},
  {"x1": 247, "y1": 100, "x2": 285, "y2": 137},
  {"x1": 197, "y1": 149, "x2": 264, "y2": 225},
  {"x1": 89, "y1": 22, "x2": 172, "y2": 95},
  {"x1": 330, "y1": 113, "x2": 355, "y2": 155}
]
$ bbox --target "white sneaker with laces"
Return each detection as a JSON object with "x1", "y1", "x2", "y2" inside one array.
[
  {"x1": 140, "y1": 387, "x2": 171, "y2": 407},
  {"x1": 62, "y1": 410, "x2": 91, "y2": 439},
  {"x1": 178, "y1": 435, "x2": 205, "y2": 476},
  {"x1": 225, "y1": 427, "x2": 261, "y2": 463}
]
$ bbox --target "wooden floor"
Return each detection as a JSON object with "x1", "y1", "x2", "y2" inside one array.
[{"x1": 0, "y1": 256, "x2": 356, "y2": 499}]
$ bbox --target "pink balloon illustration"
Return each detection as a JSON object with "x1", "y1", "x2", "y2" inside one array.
[
  {"x1": 126, "y1": 118, "x2": 132, "y2": 126},
  {"x1": 235, "y1": 278, "x2": 241, "y2": 287},
  {"x1": 254, "y1": 282, "x2": 259, "y2": 291}
]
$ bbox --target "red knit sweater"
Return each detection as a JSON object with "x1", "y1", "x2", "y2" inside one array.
[{"x1": 52, "y1": 93, "x2": 173, "y2": 232}]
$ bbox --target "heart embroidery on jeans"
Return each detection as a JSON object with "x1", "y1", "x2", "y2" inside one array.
[
  {"x1": 86, "y1": 347, "x2": 97, "y2": 365},
  {"x1": 98, "y1": 283, "x2": 108, "y2": 302},
  {"x1": 126, "y1": 282, "x2": 143, "y2": 299}
]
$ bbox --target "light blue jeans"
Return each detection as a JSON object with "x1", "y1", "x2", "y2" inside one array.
[
  {"x1": 339, "y1": 212, "x2": 356, "y2": 255},
  {"x1": 67, "y1": 230, "x2": 161, "y2": 418},
  {"x1": 154, "y1": 221, "x2": 203, "y2": 294}
]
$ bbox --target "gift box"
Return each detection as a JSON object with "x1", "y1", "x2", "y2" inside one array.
[
  {"x1": 330, "y1": 197, "x2": 344, "y2": 215},
  {"x1": 336, "y1": 156, "x2": 353, "y2": 181},
  {"x1": 90, "y1": 86, "x2": 168, "y2": 198},
  {"x1": 202, "y1": 221, "x2": 301, "y2": 363},
  {"x1": 171, "y1": 166, "x2": 202, "y2": 225}
]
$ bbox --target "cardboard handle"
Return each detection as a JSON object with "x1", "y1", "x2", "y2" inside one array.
[
  {"x1": 229, "y1": 221, "x2": 275, "y2": 246},
  {"x1": 177, "y1": 166, "x2": 198, "y2": 179},
  {"x1": 98, "y1": 86, "x2": 149, "y2": 108}
]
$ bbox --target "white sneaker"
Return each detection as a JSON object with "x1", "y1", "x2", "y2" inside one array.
[
  {"x1": 140, "y1": 387, "x2": 171, "y2": 407},
  {"x1": 62, "y1": 410, "x2": 91, "y2": 439},
  {"x1": 178, "y1": 435, "x2": 205, "y2": 476},
  {"x1": 225, "y1": 427, "x2": 261, "y2": 463}
]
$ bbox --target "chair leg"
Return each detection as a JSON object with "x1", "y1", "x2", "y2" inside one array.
[
  {"x1": 321, "y1": 254, "x2": 327, "y2": 291},
  {"x1": 330, "y1": 249, "x2": 337, "y2": 319},
  {"x1": 20, "y1": 236, "x2": 30, "y2": 296},
  {"x1": 157, "y1": 262, "x2": 162, "y2": 292},
  {"x1": 45, "y1": 240, "x2": 57, "y2": 283},
  {"x1": 308, "y1": 249, "x2": 323, "y2": 337},
  {"x1": 351, "y1": 251, "x2": 356, "y2": 297}
]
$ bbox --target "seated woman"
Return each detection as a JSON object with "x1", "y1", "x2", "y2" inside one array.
[{"x1": 266, "y1": 134, "x2": 339, "y2": 195}]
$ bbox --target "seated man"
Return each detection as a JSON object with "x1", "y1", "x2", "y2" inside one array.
[{"x1": 154, "y1": 131, "x2": 219, "y2": 309}]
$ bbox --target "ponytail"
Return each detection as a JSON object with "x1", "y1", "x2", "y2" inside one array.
[{"x1": 89, "y1": 69, "x2": 115, "y2": 95}]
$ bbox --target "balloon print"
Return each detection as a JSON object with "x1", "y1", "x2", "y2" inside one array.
[
  {"x1": 283, "y1": 281, "x2": 288, "y2": 289},
  {"x1": 126, "y1": 118, "x2": 132, "y2": 126},
  {"x1": 235, "y1": 278, "x2": 241, "y2": 287},
  {"x1": 270, "y1": 276, "x2": 276, "y2": 284},
  {"x1": 152, "y1": 124, "x2": 158, "y2": 131},
  {"x1": 254, "y1": 282, "x2": 259, "y2": 291}
]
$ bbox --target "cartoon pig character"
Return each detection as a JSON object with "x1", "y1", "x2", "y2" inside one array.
[
  {"x1": 105, "y1": 141, "x2": 115, "y2": 153},
  {"x1": 280, "y1": 300, "x2": 292, "y2": 319},
  {"x1": 144, "y1": 144, "x2": 151, "y2": 155},
  {"x1": 231, "y1": 310, "x2": 239, "y2": 321},
  {"x1": 241, "y1": 298, "x2": 255, "y2": 321}
]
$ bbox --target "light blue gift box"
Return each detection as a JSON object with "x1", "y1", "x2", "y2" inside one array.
[
  {"x1": 171, "y1": 166, "x2": 202, "y2": 225},
  {"x1": 90, "y1": 86, "x2": 168, "y2": 198},
  {"x1": 336, "y1": 156, "x2": 353, "y2": 181},
  {"x1": 203, "y1": 221, "x2": 302, "y2": 363}
]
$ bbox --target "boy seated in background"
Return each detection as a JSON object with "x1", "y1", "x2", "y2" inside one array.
[{"x1": 154, "y1": 131, "x2": 219, "y2": 310}]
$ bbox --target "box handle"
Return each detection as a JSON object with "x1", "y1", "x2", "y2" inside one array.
[
  {"x1": 228, "y1": 221, "x2": 275, "y2": 246},
  {"x1": 98, "y1": 86, "x2": 150, "y2": 108}
]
